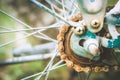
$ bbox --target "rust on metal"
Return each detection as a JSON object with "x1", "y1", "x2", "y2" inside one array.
[{"x1": 57, "y1": 12, "x2": 120, "y2": 72}]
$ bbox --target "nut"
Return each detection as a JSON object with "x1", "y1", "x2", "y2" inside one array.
[
  {"x1": 91, "y1": 19, "x2": 100, "y2": 28},
  {"x1": 73, "y1": 26, "x2": 85, "y2": 35},
  {"x1": 57, "y1": 12, "x2": 120, "y2": 72}
]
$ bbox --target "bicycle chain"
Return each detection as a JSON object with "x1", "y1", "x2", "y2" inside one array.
[{"x1": 57, "y1": 12, "x2": 120, "y2": 72}]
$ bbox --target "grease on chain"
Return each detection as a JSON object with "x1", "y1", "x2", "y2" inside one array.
[{"x1": 57, "y1": 12, "x2": 120, "y2": 72}]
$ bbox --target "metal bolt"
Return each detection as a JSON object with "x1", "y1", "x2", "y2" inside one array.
[
  {"x1": 88, "y1": 44, "x2": 100, "y2": 56},
  {"x1": 73, "y1": 26, "x2": 85, "y2": 35},
  {"x1": 91, "y1": 19, "x2": 100, "y2": 28},
  {"x1": 83, "y1": 39, "x2": 100, "y2": 57}
]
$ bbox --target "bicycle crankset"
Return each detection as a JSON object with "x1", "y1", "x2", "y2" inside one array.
[{"x1": 57, "y1": 0, "x2": 120, "y2": 72}]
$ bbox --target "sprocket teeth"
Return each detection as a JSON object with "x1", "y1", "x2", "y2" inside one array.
[{"x1": 57, "y1": 12, "x2": 120, "y2": 72}]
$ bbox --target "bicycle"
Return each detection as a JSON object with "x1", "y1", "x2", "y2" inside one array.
[{"x1": 0, "y1": 0, "x2": 120, "y2": 80}]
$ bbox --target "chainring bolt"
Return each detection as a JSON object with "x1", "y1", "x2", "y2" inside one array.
[{"x1": 91, "y1": 19, "x2": 100, "y2": 28}]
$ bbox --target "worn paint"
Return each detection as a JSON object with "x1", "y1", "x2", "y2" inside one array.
[
  {"x1": 70, "y1": 30, "x2": 99, "y2": 61},
  {"x1": 108, "y1": 35, "x2": 120, "y2": 48},
  {"x1": 116, "y1": 18, "x2": 120, "y2": 24}
]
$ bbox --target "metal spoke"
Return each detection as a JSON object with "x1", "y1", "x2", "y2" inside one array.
[
  {"x1": 78, "y1": 72, "x2": 83, "y2": 80},
  {"x1": 0, "y1": 52, "x2": 59, "y2": 66},
  {"x1": 30, "y1": 0, "x2": 72, "y2": 26},
  {"x1": 55, "y1": 0, "x2": 70, "y2": 10},
  {"x1": 48, "y1": 1, "x2": 61, "y2": 21},
  {"x1": 85, "y1": 67, "x2": 92, "y2": 80},
  {"x1": 0, "y1": 29, "x2": 44, "y2": 47},
  {"x1": 0, "y1": 23, "x2": 61, "y2": 34},
  {"x1": 71, "y1": 0, "x2": 79, "y2": 10},
  {"x1": 45, "y1": 61, "x2": 53, "y2": 80},
  {"x1": 61, "y1": 0, "x2": 66, "y2": 18},
  {"x1": 35, "y1": 49, "x2": 58, "y2": 80},
  {"x1": 0, "y1": 10, "x2": 32, "y2": 29},
  {"x1": 37, "y1": 32, "x2": 57, "y2": 42},
  {"x1": 51, "y1": 5, "x2": 60, "y2": 21},
  {"x1": 66, "y1": 0, "x2": 75, "y2": 15},
  {"x1": 52, "y1": 60, "x2": 64, "y2": 69},
  {"x1": 0, "y1": 25, "x2": 13, "y2": 30},
  {"x1": 44, "y1": 60, "x2": 64, "y2": 80},
  {"x1": 85, "y1": 72, "x2": 92, "y2": 80},
  {"x1": 0, "y1": 10, "x2": 61, "y2": 44},
  {"x1": 0, "y1": 22, "x2": 60, "y2": 47},
  {"x1": 21, "y1": 63, "x2": 66, "y2": 80},
  {"x1": 54, "y1": 0, "x2": 79, "y2": 19},
  {"x1": 45, "y1": 0, "x2": 63, "y2": 12}
]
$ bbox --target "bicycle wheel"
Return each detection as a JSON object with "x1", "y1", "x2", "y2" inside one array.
[
  {"x1": 0, "y1": 0, "x2": 120, "y2": 80},
  {"x1": 0, "y1": 0, "x2": 79, "y2": 80}
]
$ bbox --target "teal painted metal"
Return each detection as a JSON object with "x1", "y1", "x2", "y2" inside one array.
[
  {"x1": 31, "y1": 0, "x2": 120, "y2": 60},
  {"x1": 116, "y1": 18, "x2": 120, "y2": 24},
  {"x1": 85, "y1": 31, "x2": 96, "y2": 39},
  {"x1": 71, "y1": 0, "x2": 120, "y2": 61},
  {"x1": 108, "y1": 35, "x2": 120, "y2": 48},
  {"x1": 70, "y1": 31, "x2": 99, "y2": 61}
]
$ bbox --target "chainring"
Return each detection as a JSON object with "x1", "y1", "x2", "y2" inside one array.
[{"x1": 57, "y1": 12, "x2": 120, "y2": 72}]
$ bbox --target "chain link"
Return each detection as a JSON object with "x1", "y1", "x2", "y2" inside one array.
[{"x1": 57, "y1": 12, "x2": 120, "y2": 72}]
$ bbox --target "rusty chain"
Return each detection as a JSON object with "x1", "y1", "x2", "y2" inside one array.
[{"x1": 57, "y1": 12, "x2": 120, "y2": 72}]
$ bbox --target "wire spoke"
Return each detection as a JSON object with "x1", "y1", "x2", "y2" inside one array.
[
  {"x1": 0, "y1": 25, "x2": 13, "y2": 30},
  {"x1": 37, "y1": 32, "x2": 57, "y2": 42},
  {"x1": 52, "y1": 0, "x2": 79, "y2": 20},
  {"x1": 78, "y1": 72, "x2": 83, "y2": 80},
  {"x1": 0, "y1": 28, "x2": 57, "y2": 47},
  {"x1": 0, "y1": 52, "x2": 59, "y2": 66},
  {"x1": 45, "y1": 0, "x2": 62, "y2": 21},
  {"x1": 55, "y1": 0, "x2": 70, "y2": 10},
  {"x1": 45, "y1": 61, "x2": 53, "y2": 80},
  {"x1": 52, "y1": 60, "x2": 64, "y2": 68},
  {"x1": 0, "y1": 0, "x2": 83, "y2": 80},
  {"x1": 86, "y1": 72, "x2": 92, "y2": 80},
  {"x1": 0, "y1": 10, "x2": 60, "y2": 44},
  {"x1": 30, "y1": 0, "x2": 73, "y2": 26},
  {"x1": 21, "y1": 63, "x2": 66, "y2": 80},
  {"x1": 0, "y1": 27, "x2": 58, "y2": 45},
  {"x1": 71, "y1": 0, "x2": 79, "y2": 10},
  {"x1": 61, "y1": 0, "x2": 67, "y2": 18},
  {"x1": 0, "y1": 30, "x2": 40, "y2": 47},
  {"x1": 45, "y1": 0, "x2": 63, "y2": 12},
  {"x1": 0, "y1": 10, "x2": 32, "y2": 29},
  {"x1": 44, "y1": 60, "x2": 64, "y2": 80},
  {"x1": 35, "y1": 49, "x2": 58, "y2": 80},
  {"x1": 0, "y1": 23, "x2": 61, "y2": 34}
]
